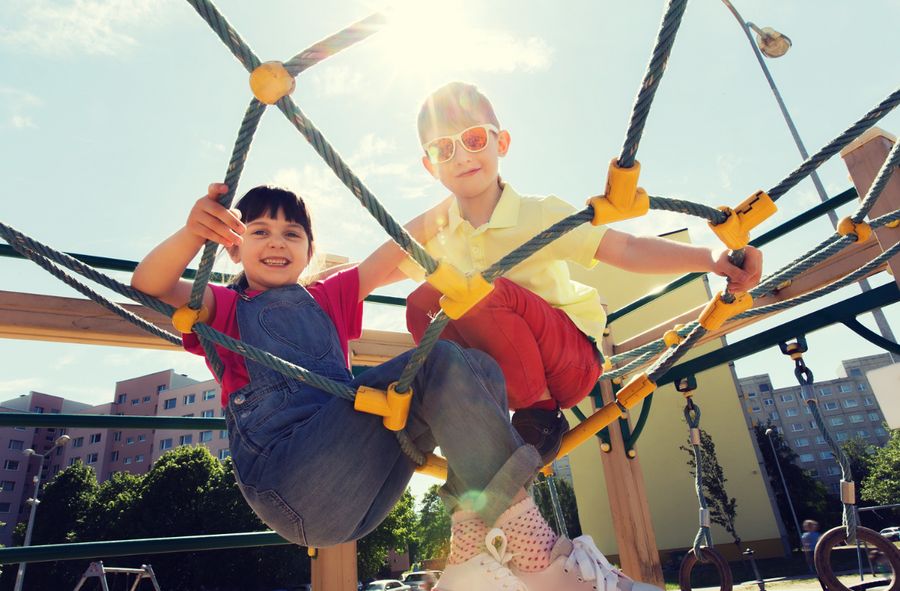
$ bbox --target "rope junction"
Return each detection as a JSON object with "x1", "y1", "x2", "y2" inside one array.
[{"x1": 1, "y1": 0, "x2": 898, "y2": 482}]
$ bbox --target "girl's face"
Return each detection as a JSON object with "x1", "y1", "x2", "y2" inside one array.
[{"x1": 230, "y1": 208, "x2": 312, "y2": 291}]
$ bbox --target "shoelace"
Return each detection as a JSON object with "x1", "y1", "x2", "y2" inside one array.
[
  {"x1": 564, "y1": 535, "x2": 621, "y2": 591},
  {"x1": 482, "y1": 528, "x2": 527, "y2": 591}
]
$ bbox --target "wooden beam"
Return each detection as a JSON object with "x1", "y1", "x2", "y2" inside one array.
[{"x1": 312, "y1": 542, "x2": 358, "y2": 591}]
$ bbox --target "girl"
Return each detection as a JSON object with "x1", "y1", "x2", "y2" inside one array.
[{"x1": 132, "y1": 183, "x2": 654, "y2": 591}]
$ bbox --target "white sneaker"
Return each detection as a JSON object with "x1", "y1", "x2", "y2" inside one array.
[
  {"x1": 514, "y1": 535, "x2": 663, "y2": 591},
  {"x1": 435, "y1": 528, "x2": 529, "y2": 591}
]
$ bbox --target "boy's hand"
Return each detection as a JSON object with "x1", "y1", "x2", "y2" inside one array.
[
  {"x1": 185, "y1": 183, "x2": 245, "y2": 248},
  {"x1": 712, "y1": 246, "x2": 763, "y2": 293}
]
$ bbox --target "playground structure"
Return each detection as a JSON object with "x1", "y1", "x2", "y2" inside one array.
[{"x1": 0, "y1": 0, "x2": 899, "y2": 590}]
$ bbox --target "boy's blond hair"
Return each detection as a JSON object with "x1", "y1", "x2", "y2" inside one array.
[{"x1": 417, "y1": 82, "x2": 500, "y2": 144}]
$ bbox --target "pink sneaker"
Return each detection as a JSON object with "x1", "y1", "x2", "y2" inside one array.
[
  {"x1": 514, "y1": 535, "x2": 663, "y2": 591},
  {"x1": 435, "y1": 528, "x2": 528, "y2": 591}
]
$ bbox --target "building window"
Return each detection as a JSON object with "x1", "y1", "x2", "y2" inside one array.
[
  {"x1": 136, "y1": 455, "x2": 144, "y2": 463},
  {"x1": 750, "y1": 405, "x2": 761, "y2": 413},
  {"x1": 849, "y1": 368, "x2": 863, "y2": 377},
  {"x1": 89, "y1": 433, "x2": 102, "y2": 444},
  {"x1": 117, "y1": 394, "x2": 126, "y2": 404},
  {"x1": 857, "y1": 429, "x2": 869, "y2": 438},
  {"x1": 826, "y1": 466, "x2": 841, "y2": 476},
  {"x1": 160, "y1": 439, "x2": 173, "y2": 451},
  {"x1": 124, "y1": 457, "x2": 132, "y2": 465},
  {"x1": 791, "y1": 423, "x2": 804, "y2": 432},
  {"x1": 868, "y1": 412, "x2": 880, "y2": 422},
  {"x1": 839, "y1": 384, "x2": 852, "y2": 393},
  {"x1": 7, "y1": 440, "x2": 23, "y2": 451},
  {"x1": 808, "y1": 421, "x2": 818, "y2": 430},
  {"x1": 863, "y1": 396, "x2": 875, "y2": 407},
  {"x1": 795, "y1": 438, "x2": 809, "y2": 447},
  {"x1": 180, "y1": 435, "x2": 193, "y2": 446},
  {"x1": 786, "y1": 408, "x2": 799, "y2": 417},
  {"x1": 0, "y1": 503, "x2": 11, "y2": 513},
  {"x1": 201, "y1": 410, "x2": 214, "y2": 418},
  {"x1": 842, "y1": 399, "x2": 859, "y2": 408},
  {"x1": 111, "y1": 451, "x2": 119, "y2": 462},
  {"x1": 86, "y1": 453, "x2": 98, "y2": 464},
  {"x1": 182, "y1": 413, "x2": 194, "y2": 418},
  {"x1": 67, "y1": 458, "x2": 78, "y2": 467},
  {"x1": 820, "y1": 451, "x2": 833, "y2": 460},
  {"x1": 138, "y1": 434, "x2": 146, "y2": 442},
  {"x1": 819, "y1": 387, "x2": 832, "y2": 396},
  {"x1": 808, "y1": 469, "x2": 819, "y2": 477},
  {"x1": 815, "y1": 435, "x2": 826, "y2": 444},
  {"x1": 73, "y1": 437, "x2": 84, "y2": 448},
  {"x1": 203, "y1": 389, "x2": 217, "y2": 401},
  {"x1": 759, "y1": 384, "x2": 771, "y2": 392},
  {"x1": 220, "y1": 430, "x2": 228, "y2": 439},
  {"x1": 769, "y1": 411, "x2": 780, "y2": 420},
  {"x1": 781, "y1": 394, "x2": 795, "y2": 402},
  {"x1": 33, "y1": 406, "x2": 45, "y2": 414},
  {"x1": 830, "y1": 417, "x2": 845, "y2": 426},
  {"x1": 218, "y1": 449, "x2": 231, "y2": 460},
  {"x1": 142, "y1": 396, "x2": 151, "y2": 403},
  {"x1": 849, "y1": 414, "x2": 864, "y2": 424},
  {"x1": 745, "y1": 390, "x2": 757, "y2": 398},
  {"x1": 199, "y1": 431, "x2": 213, "y2": 443},
  {"x1": 156, "y1": 384, "x2": 168, "y2": 393},
  {"x1": 823, "y1": 401, "x2": 839, "y2": 411},
  {"x1": 799, "y1": 453, "x2": 814, "y2": 463},
  {"x1": 126, "y1": 437, "x2": 134, "y2": 445},
  {"x1": 835, "y1": 432, "x2": 849, "y2": 442},
  {"x1": 804, "y1": 405, "x2": 812, "y2": 415},
  {"x1": 763, "y1": 399, "x2": 774, "y2": 406},
  {"x1": 131, "y1": 399, "x2": 139, "y2": 406},
  {"x1": 183, "y1": 394, "x2": 196, "y2": 405},
  {"x1": 0, "y1": 480, "x2": 15, "y2": 492},
  {"x1": 875, "y1": 427, "x2": 887, "y2": 436},
  {"x1": 163, "y1": 398, "x2": 176, "y2": 410},
  {"x1": 113, "y1": 431, "x2": 122, "y2": 442},
  {"x1": 857, "y1": 383, "x2": 867, "y2": 391}
]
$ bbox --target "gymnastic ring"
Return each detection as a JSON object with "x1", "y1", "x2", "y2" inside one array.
[
  {"x1": 814, "y1": 526, "x2": 900, "y2": 591},
  {"x1": 679, "y1": 547, "x2": 733, "y2": 591}
]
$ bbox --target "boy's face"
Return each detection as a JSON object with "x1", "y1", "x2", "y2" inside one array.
[{"x1": 421, "y1": 120, "x2": 510, "y2": 201}]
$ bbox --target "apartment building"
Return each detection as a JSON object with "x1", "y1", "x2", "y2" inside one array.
[
  {"x1": 738, "y1": 353, "x2": 893, "y2": 495},
  {"x1": 153, "y1": 377, "x2": 230, "y2": 464}
]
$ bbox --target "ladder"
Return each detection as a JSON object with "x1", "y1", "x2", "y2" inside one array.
[{"x1": 73, "y1": 561, "x2": 161, "y2": 591}]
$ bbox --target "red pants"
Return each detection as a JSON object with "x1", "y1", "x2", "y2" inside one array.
[{"x1": 405, "y1": 278, "x2": 602, "y2": 409}]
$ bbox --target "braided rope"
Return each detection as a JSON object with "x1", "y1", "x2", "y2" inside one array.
[
  {"x1": 647, "y1": 325, "x2": 706, "y2": 383},
  {"x1": 283, "y1": 13, "x2": 386, "y2": 75},
  {"x1": 684, "y1": 401, "x2": 715, "y2": 557},
  {"x1": 850, "y1": 136, "x2": 900, "y2": 224},
  {"x1": 649, "y1": 196, "x2": 728, "y2": 224},
  {"x1": 768, "y1": 88, "x2": 900, "y2": 202},
  {"x1": 618, "y1": 0, "x2": 690, "y2": 168}
]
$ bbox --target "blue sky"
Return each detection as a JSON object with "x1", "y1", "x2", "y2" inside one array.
[{"x1": 1, "y1": 0, "x2": 899, "y2": 410}]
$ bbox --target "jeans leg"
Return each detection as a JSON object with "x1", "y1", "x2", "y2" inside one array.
[{"x1": 405, "y1": 283, "x2": 472, "y2": 347}]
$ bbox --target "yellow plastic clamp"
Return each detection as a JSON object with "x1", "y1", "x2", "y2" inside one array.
[
  {"x1": 698, "y1": 291, "x2": 753, "y2": 331},
  {"x1": 837, "y1": 217, "x2": 872, "y2": 243},
  {"x1": 602, "y1": 357, "x2": 613, "y2": 373},
  {"x1": 425, "y1": 261, "x2": 494, "y2": 320},
  {"x1": 615, "y1": 373, "x2": 656, "y2": 410},
  {"x1": 415, "y1": 453, "x2": 448, "y2": 480},
  {"x1": 587, "y1": 159, "x2": 650, "y2": 225},
  {"x1": 249, "y1": 61, "x2": 296, "y2": 105},
  {"x1": 887, "y1": 219, "x2": 900, "y2": 229},
  {"x1": 709, "y1": 190, "x2": 777, "y2": 250},
  {"x1": 784, "y1": 343, "x2": 804, "y2": 361},
  {"x1": 663, "y1": 323, "x2": 685, "y2": 348},
  {"x1": 353, "y1": 382, "x2": 412, "y2": 431},
  {"x1": 308, "y1": 547, "x2": 318, "y2": 558},
  {"x1": 171, "y1": 305, "x2": 210, "y2": 333}
]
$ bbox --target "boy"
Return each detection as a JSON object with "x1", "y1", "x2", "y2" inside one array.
[{"x1": 402, "y1": 82, "x2": 763, "y2": 464}]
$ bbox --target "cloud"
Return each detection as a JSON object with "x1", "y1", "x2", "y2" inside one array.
[
  {"x1": 0, "y1": 86, "x2": 42, "y2": 130},
  {"x1": 0, "y1": 0, "x2": 170, "y2": 57},
  {"x1": 0, "y1": 378, "x2": 42, "y2": 397},
  {"x1": 310, "y1": 65, "x2": 364, "y2": 98}
]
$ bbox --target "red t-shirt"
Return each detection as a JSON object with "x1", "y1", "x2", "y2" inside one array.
[{"x1": 182, "y1": 268, "x2": 363, "y2": 406}]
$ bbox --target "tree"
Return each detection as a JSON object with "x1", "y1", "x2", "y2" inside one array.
[
  {"x1": 861, "y1": 428, "x2": 900, "y2": 506},
  {"x1": 415, "y1": 485, "x2": 451, "y2": 562},
  {"x1": 680, "y1": 429, "x2": 739, "y2": 545},
  {"x1": 532, "y1": 476, "x2": 582, "y2": 538},
  {"x1": 357, "y1": 489, "x2": 417, "y2": 581}
]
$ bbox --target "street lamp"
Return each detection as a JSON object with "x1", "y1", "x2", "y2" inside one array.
[
  {"x1": 13, "y1": 434, "x2": 71, "y2": 591},
  {"x1": 721, "y1": 0, "x2": 899, "y2": 362},
  {"x1": 764, "y1": 428, "x2": 803, "y2": 545}
]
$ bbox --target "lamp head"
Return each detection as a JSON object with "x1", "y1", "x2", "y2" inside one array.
[
  {"x1": 54, "y1": 435, "x2": 71, "y2": 447},
  {"x1": 23, "y1": 448, "x2": 36, "y2": 457},
  {"x1": 765, "y1": 428, "x2": 774, "y2": 436},
  {"x1": 756, "y1": 26, "x2": 791, "y2": 58}
]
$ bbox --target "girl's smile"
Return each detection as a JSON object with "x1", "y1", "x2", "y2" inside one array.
[{"x1": 232, "y1": 210, "x2": 312, "y2": 291}]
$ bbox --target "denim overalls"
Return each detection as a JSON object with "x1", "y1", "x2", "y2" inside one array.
[{"x1": 224, "y1": 284, "x2": 541, "y2": 547}]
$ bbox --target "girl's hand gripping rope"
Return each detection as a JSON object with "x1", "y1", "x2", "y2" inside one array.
[{"x1": 186, "y1": 183, "x2": 246, "y2": 248}]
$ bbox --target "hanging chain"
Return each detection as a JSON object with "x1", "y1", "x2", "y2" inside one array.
[{"x1": 677, "y1": 376, "x2": 715, "y2": 560}]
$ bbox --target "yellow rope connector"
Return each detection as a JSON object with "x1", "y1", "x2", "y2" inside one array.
[
  {"x1": 663, "y1": 324, "x2": 685, "y2": 348},
  {"x1": 698, "y1": 291, "x2": 753, "y2": 331},
  {"x1": 602, "y1": 357, "x2": 613, "y2": 373},
  {"x1": 784, "y1": 342, "x2": 804, "y2": 361},
  {"x1": 249, "y1": 61, "x2": 296, "y2": 105},
  {"x1": 415, "y1": 453, "x2": 448, "y2": 480},
  {"x1": 616, "y1": 372, "x2": 656, "y2": 410},
  {"x1": 425, "y1": 261, "x2": 494, "y2": 320},
  {"x1": 353, "y1": 382, "x2": 412, "y2": 431},
  {"x1": 308, "y1": 547, "x2": 318, "y2": 558},
  {"x1": 837, "y1": 217, "x2": 873, "y2": 243},
  {"x1": 171, "y1": 305, "x2": 210, "y2": 333},
  {"x1": 587, "y1": 159, "x2": 650, "y2": 225},
  {"x1": 840, "y1": 480, "x2": 856, "y2": 505},
  {"x1": 709, "y1": 190, "x2": 777, "y2": 250},
  {"x1": 886, "y1": 219, "x2": 900, "y2": 229}
]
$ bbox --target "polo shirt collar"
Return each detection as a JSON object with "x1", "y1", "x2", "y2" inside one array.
[{"x1": 446, "y1": 182, "x2": 521, "y2": 233}]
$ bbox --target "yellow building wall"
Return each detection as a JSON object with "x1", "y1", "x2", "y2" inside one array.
[{"x1": 566, "y1": 230, "x2": 783, "y2": 561}]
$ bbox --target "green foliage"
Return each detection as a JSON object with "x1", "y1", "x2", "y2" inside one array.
[
  {"x1": 415, "y1": 485, "x2": 450, "y2": 561},
  {"x1": 680, "y1": 429, "x2": 739, "y2": 544},
  {"x1": 532, "y1": 476, "x2": 582, "y2": 538},
  {"x1": 840, "y1": 436, "x2": 876, "y2": 487},
  {"x1": 357, "y1": 489, "x2": 417, "y2": 581},
  {"x1": 861, "y1": 427, "x2": 900, "y2": 506}
]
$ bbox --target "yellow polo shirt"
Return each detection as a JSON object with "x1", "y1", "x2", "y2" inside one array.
[{"x1": 400, "y1": 183, "x2": 608, "y2": 343}]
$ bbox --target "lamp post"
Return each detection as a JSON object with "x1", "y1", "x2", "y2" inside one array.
[
  {"x1": 13, "y1": 434, "x2": 71, "y2": 591},
  {"x1": 721, "y1": 0, "x2": 899, "y2": 363},
  {"x1": 764, "y1": 428, "x2": 802, "y2": 546}
]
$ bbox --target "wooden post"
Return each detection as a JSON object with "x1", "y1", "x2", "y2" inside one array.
[
  {"x1": 595, "y1": 330, "x2": 665, "y2": 587},
  {"x1": 841, "y1": 127, "x2": 900, "y2": 287},
  {"x1": 311, "y1": 542, "x2": 358, "y2": 591}
]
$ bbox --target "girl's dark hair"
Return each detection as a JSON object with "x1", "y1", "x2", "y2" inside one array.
[{"x1": 234, "y1": 186, "x2": 314, "y2": 250}]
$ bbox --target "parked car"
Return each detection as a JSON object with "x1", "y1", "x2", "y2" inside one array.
[
  {"x1": 402, "y1": 570, "x2": 442, "y2": 590},
  {"x1": 880, "y1": 526, "x2": 900, "y2": 541},
  {"x1": 364, "y1": 580, "x2": 411, "y2": 591}
]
